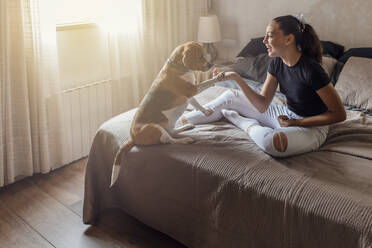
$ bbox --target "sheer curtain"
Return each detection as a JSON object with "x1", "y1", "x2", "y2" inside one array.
[
  {"x1": 0, "y1": 0, "x2": 208, "y2": 186},
  {"x1": 0, "y1": 0, "x2": 63, "y2": 186},
  {"x1": 107, "y1": 0, "x2": 208, "y2": 115}
]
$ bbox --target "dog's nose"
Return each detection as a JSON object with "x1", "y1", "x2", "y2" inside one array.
[{"x1": 206, "y1": 62, "x2": 213, "y2": 68}]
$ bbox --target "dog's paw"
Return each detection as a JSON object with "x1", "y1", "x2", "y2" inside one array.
[
  {"x1": 202, "y1": 108, "x2": 214, "y2": 116},
  {"x1": 173, "y1": 123, "x2": 195, "y2": 134},
  {"x1": 179, "y1": 137, "x2": 194, "y2": 144},
  {"x1": 182, "y1": 123, "x2": 195, "y2": 130},
  {"x1": 216, "y1": 71, "x2": 225, "y2": 81}
]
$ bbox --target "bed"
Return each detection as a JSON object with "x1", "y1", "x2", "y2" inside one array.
[{"x1": 83, "y1": 51, "x2": 372, "y2": 247}]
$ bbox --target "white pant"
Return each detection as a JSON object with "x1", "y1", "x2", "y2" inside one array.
[{"x1": 183, "y1": 89, "x2": 329, "y2": 157}]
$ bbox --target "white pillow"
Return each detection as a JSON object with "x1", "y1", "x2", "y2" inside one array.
[
  {"x1": 335, "y1": 56, "x2": 372, "y2": 111},
  {"x1": 321, "y1": 56, "x2": 337, "y2": 78}
]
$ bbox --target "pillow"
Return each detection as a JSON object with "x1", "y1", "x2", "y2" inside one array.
[
  {"x1": 321, "y1": 56, "x2": 338, "y2": 78},
  {"x1": 335, "y1": 57, "x2": 372, "y2": 111},
  {"x1": 233, "y1": 53, "x2": 272, "y2": 83},
  {"x1": 339, "y1": 47, "x2": 372, "y2": 64},
  {"x1": 321, "y1": 41, "x2": 344, "y2": 60},
  {"x1": 237, "y1": 37, "x2": 266, "y2": 57},
  {"x1": 330, "y1": 61, "x2": 344, "y2": 85}
]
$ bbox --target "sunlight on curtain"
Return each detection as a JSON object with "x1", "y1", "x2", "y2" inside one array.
[
  {"x1": 55, "y1": 0, "x2": 208, "y2": 116},
  {"x1": 104, "y1": 0, "x2": 144, "y2": 115},
  {"x1": 55, "y1": 0, "x2": 105, "y2": 24},
  {"x1": 108, "y1": 0, "x2": 208, "y2": 116},
  {"x1": 0, "y1": 0, "x2": 209, "y2": 186},
  {"x1": 56, "y1": 0, "x2": 141, "y2": 34},
  {"x1": 98, "y1": 0, "x2": 142, "y2": 34},
  {"x1": 0, "y1": 0, "x2": 63, "y2": 186}
]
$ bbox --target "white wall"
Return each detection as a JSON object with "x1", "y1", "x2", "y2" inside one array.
[{"x1": 211, "y1": 0, "x2": 372, "y2": 60}]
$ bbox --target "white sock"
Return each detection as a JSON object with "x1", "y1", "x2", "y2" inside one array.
[{"x1": 221, "y1": 109, "x2": 259, "y2": 133}]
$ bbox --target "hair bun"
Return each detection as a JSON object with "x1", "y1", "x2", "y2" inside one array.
[{"x1": 294, "y1": 13, "x2": 306, "y2": 33}]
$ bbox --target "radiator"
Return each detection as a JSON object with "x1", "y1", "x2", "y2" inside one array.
[{"x1": 61, "y1": 80, "x2": 113, "y2": 164}]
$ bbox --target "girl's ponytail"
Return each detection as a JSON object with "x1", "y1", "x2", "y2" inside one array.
[{"x1": 300, "y1": 23, "x2": 322, "y2": 63}]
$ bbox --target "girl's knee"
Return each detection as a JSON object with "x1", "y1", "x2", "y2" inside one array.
[
  {"x1": 206, "y1": 89, "x2": 239, "y2": 112},
  {"x1": 222, "y1": 88, "x2": 241, "y2": 99},
  {"x1": 272, "y1": 132, "x2": 288, "y2": 152},
  {"x1": 261, "y1": 131, "x2": 290, "y2": 157},
  {"x1": 221, "y1": 89, "x2": 238, "y2": 102},
  {"x1": 254, "y1": 126, "x2": 325, "y2": 158}
]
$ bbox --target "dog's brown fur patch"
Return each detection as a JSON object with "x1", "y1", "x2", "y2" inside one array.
[{"x1": 131, "y1": 124, "x2": 163, "y2": 145}]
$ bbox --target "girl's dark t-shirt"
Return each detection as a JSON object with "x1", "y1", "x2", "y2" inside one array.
[{"x1": 268, "y1": 55, "x2": 330, "y2": 117}]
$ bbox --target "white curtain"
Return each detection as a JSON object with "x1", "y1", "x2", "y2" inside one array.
[
  {"x1": 0, "y1": 0, "x2": 63, "y2": 186},
  {"x1": 107, "y1": 0, "x2": 209, "y2": 115},
  {"x1": 0, "y1": 0, "x2": 208, "y2": 186}
]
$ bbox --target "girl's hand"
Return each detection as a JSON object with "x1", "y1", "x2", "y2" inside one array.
[
  {"x1": 278, "y1": 115, "x2": 299, "y2": 127},
  {"x1": 213, "y1": 68, "x2": 226, "y2": 81},
  {"x1": 222, "y1": 71, "x2": 239, "y2": 81},
  {"x1": 214, "y1": 71, "x2": 239, "y2": 82}
]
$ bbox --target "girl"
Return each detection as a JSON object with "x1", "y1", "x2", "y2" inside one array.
[{"x1": 182, "y1": 15, "x2": 346, "y2": 157}]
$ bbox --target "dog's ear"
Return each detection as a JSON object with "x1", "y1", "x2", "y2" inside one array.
[{"x1": 182, "y1": 45, "x2": 197, "y2": 68}]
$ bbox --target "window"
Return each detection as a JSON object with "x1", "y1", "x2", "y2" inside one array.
[
  {"x1": 56, "y1": 0, "x2": 104, "y2": 25},
  {"x1": 56, "y1": 0, "x2": 141, "y2": 33},
  {"x1": 56, "y1": 0, "x2": 141, "y2": 90}
]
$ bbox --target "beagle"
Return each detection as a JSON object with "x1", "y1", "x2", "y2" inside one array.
[{"x1": 110, "y1": 41, "x2": 222, "y2": 186}]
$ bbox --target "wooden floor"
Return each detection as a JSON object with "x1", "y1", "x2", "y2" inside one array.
[{"x1": 0, "y1": 158, "x2": 187, "y2": 248}]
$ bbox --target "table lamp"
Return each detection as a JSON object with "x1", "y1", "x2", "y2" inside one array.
[{"x1": 198, "y1": 14, "x2": 221, "y2": 62}]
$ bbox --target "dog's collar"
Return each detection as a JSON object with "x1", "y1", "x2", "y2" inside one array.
[{"x1": 167, "y1": 58, "x2": 191, "y2": 73}]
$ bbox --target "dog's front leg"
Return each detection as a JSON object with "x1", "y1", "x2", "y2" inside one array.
[
  {"x1": 172, "y1": 123, "x2": 195, "y2": 134},
  {"x1": 189, "y1": 97, "x2": 213, "y2": 116},
  {"x1": 196, "y1": 72, "x2": 225, "y2": 93}
]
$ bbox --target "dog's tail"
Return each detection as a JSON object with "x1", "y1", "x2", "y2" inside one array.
[{"x1": 110, "y1": 139, "x2": 135, "y2": 187}]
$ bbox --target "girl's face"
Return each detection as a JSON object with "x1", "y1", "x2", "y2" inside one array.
[{"x1": 263, "y1": 21, "x2": 288, "y2": 57}]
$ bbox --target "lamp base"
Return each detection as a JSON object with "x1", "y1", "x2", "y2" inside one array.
[{"x1": 203, "y1": 43, "x2": 218, "y2": 63}]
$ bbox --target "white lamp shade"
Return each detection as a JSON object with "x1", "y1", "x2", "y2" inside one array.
[{"x1": 198, "y1": 15, "x2": 221, "y2": 43}]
